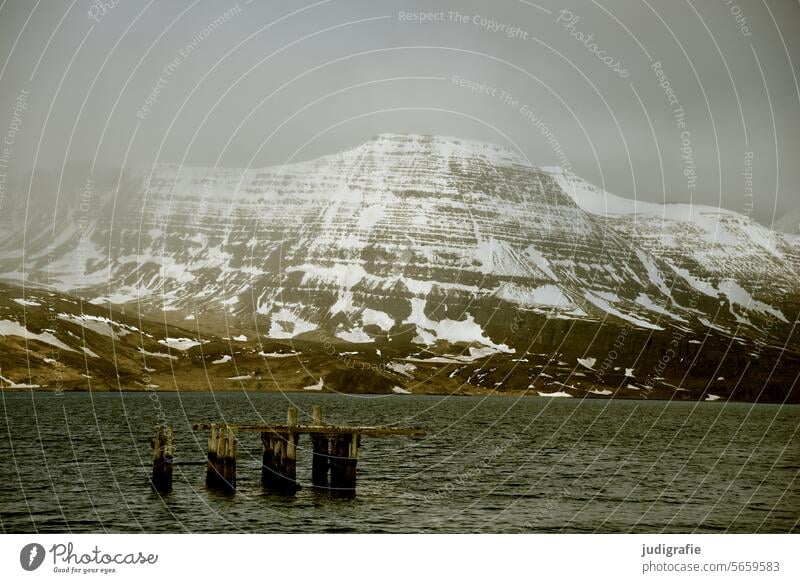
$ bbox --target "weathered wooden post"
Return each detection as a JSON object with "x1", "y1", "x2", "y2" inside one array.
[
  {"x1": 310, "y1": 404, "x2": 329, "y2": 487},
  {"x1": 285, "y1": 405, "x2": 299, "y2": 486},
  {"x1": 329, "y1": 431, "x2": 359, "y2": 497},
  {"x1": 220, "y1": 425, "x2": 236, "y2": 491},
  {"x1": 261, "y1": 406, "x2": 300, "y2": 493},
  {"x1": 206, "y1": 423, "x2": 218, "y2": 488},
  {"x1": 151, "y1": 425, "x2": 173, "y2": 493},
  {"x1": 207, "y1": 424, "x2": 236, "y2": 492}
]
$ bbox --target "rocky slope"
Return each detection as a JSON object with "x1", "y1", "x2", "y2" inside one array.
[{"x1": 1, "y1": 135, "x2": 798, "y2": 401}]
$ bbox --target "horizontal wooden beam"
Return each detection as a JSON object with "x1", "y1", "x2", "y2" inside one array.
[{"x1": 191, "y1": 423, "x2": 425, "y2": 438}]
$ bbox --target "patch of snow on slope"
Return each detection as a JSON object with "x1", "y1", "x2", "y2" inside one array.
[
  {"x1": 357, "y1": 203, "x2": 385, "y2": 230},
  {"x1": 474, "y1": 238, "x2": 528, "y2": 276},
  {"x1": 670, "y1": 266, "x2": 719, "y2": 298},
  {"x1": 259, "y1": 351, "x2": 299, "y2": 358},
  {"x1": 13, "y1": 298, "x2": 41, "y2": 306},
  {"x1": 268, "y1": 308, "x2": 317, "y2": 339},
  {"x1": 583, "y1": 292, "x2": 663, "y2": 330},
  {"x1": 0, "y1": 374, "x2": 40, "y2": 389},
  {"x1": 387, "y1": 362, "x2": 416, "y2": 376},
  {"x1": 330, "y1": 290, "x2": 356, "y2": 314},
  {"x1": 0, "y1": 320, "x2": 76, "y2": 352},
  {"x1": 304, "y1": 378, "x2": 324, "y2": 391},
  {"x1": 717, "y1": 279, "x2": 787, "y2": 322},
  {"x1": 577, "y1": 357, "x2": 596, "y2": 369},
  {"x1": 404, "y1": 298, "x2": 513, "y2": 352},
  {"x1": 547, "y1": 167, "x2": 644, "y2": 216},
  {"x1": 58, "y1": 313, "x2": 131, "y2": 339},
  {"x1": 392, "y1": 386, "x2": 412, "y2": 394},
  {"x1": 336, "y1": 327, "x2": 372, "y2": 343},
  {"x1": 635, "y1": 249, "x2": 673, "y2": 299},
  {"x1": 212, "y1": 355, "x2": 232, "y2": 364},
  {"x1": 523, "y1": 245, "x2": 558, "y2": 280},
  {"x1": 290, "y1": 263, "x2": 370, "y2": 289},
  {"x1": 89, "y1": 287, "x2": 153, "y2": 305},
  {"x1": 495, "y1": 283, "x2": 573, "y2": 308},
  {"x1": 635, "y1": 293, "x2": 688, "y2": 323},
  {"x1": 137, "y1": 347, "x2": 177, "y2": 360},
  {"x1": 158, "y1": 337, "x2": 201, "y2": 350},
  {"x1": 361, "y1": 308, "x2": 394, "y2": 331}
]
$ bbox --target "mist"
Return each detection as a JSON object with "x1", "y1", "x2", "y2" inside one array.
[{"x1": 0, "y1": 0, "x2": 798, "y2": 226}]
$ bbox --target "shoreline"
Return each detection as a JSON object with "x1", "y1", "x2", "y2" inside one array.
[{"x1": 2, "y1": 386, "x2": 795, "y2": 405}]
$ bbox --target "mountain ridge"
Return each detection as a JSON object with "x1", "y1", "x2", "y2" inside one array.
[{"x1": 0, "y1": 134, "x2": 797, "y2": 401}]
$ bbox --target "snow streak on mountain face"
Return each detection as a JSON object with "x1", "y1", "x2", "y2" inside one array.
[{"x1": 4, "y1": 134, "x2": 796, "y2": 344}]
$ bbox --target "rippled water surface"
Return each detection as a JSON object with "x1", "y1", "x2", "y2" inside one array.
[{"x1": 1, "y1": 392, "x2": 797, "y2": 533}]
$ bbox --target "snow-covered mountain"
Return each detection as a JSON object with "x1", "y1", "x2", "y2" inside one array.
[{"x1": 1, "y1": 134, "x2": 798, "y2": 401}]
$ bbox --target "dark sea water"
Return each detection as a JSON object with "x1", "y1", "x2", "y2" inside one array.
[{"x1": 0, "y1": 391, "x2": 797, "y2": 533}]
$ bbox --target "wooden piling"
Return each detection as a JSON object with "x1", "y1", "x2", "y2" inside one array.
[
  {"x1": 206, "y1": 424, "x2": 236, "y2": 492},
  {"x1": 206, "y1": 423, "x2": 219, "y2": 488},
  {"x1": 261, "y1": 406, "x2": 300, "y2": 492},
  {"x1": 221, "y1": 425, "x2": 237, "y2": 490},
  {"x1": 310, "y1": 405, "x2": 329, "y2": 487},
  {"x1": 329, "y1": 431, "x2": 359, "y2": 497},
  {"x1": 151, "y1": 425, "x2": 173, "y2": 493},
  {"x1": 206, "y1": 423, "x2": 218, "y2": 488},
  {"x1": 191, "y1": 404, "x2": 425, "y2": 497}
]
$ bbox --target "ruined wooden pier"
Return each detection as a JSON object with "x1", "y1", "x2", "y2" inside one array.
[{"x1": 151, "y1": 404, "x2": 424, "y2": 497}]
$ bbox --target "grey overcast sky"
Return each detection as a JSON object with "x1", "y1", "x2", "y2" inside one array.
[{"x1": 0, "y1": 0, "x2": 798, "y2": 225}]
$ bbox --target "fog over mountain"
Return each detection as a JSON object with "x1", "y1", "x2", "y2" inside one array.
[
  {"x1": 0, "y1": 0, "x2": 799, "y2": 225},
  {"x1": 0, "y1": 1, "x2": 798, "y2": 403}
]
